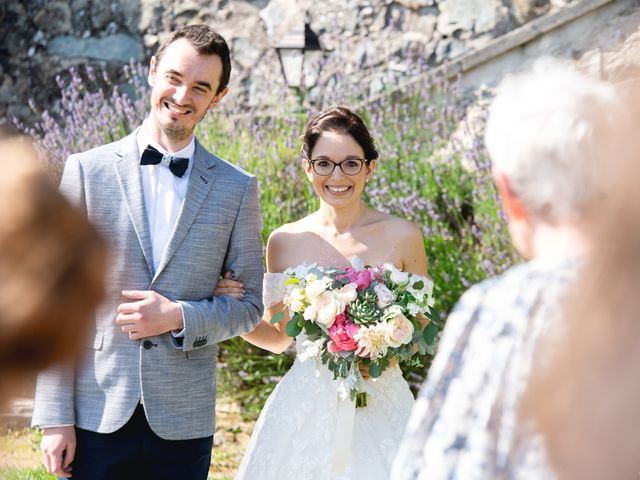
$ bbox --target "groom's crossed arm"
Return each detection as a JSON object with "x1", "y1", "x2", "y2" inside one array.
[
  {"x1": 116, "y1": 177, "x2": 264, "y2": 349},
  {"x1": 178, "y1": 177, "x2": 264, "y2": 349}
]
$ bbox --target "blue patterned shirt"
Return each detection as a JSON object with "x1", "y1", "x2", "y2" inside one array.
[{"x1": 391, "y1": 257, "x2": 580, "y2": 480}]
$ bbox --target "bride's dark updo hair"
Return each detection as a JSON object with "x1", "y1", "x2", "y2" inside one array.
[{"x1": 301, "y1": 106, "x2": 379, "y2": 161}]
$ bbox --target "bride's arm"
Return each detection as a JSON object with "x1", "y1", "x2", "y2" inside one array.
[
  {"x1": 213, "y1": 230, "x2": 294, "y2": 354},
  {"x1": 399, "y1": 220, "x2": 430, "y2": 329}
]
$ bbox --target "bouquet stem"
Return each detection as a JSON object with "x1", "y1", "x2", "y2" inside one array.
[{"x1": 355, "y1": 391, "x2": 367, "y2": 408}]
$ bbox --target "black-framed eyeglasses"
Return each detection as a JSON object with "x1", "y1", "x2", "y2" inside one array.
[{"x1": 308, "y1": 158, "x2": 370, "y2": 176}]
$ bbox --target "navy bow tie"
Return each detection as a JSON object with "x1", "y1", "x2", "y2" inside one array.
[{"x1": 140, "y1": 145, "x2": 190, "y2": 178}]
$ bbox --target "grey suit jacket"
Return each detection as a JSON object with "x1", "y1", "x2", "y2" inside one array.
[{"x1": 32, "y1": 129, "x2": 264, "y2": 440}]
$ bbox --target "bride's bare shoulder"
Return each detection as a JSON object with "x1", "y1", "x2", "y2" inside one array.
[
  {"x1": 266, "y1": 215, "x2": 318, "y2": 272},
  {"x1": 369, "y1": 210, "x2": 423, "y2": 241}
]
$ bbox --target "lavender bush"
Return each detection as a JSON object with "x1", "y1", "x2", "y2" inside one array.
[{"x1": 26, "y1": 62, "x2": 517, "y2": 415}]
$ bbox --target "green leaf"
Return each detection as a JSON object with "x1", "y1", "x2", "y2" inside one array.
[
  {"x1": 423, "y1": 322, "x2": 439, "y2": 345},
  {"x1": 369, "y1": 362, "x2": 382, "y2": 378},
  {"x1": 270, "y1": 311, "x2": 285, "y2": 325},
  {"x1": 285, "y1": 318, "x2": 302, "y2": 337},
  {"x1": 429, "y1": 308, "x2": 441, "y2": 325},
  {"x1": 413, "y1": 280, "x2": 424, "y2": 290},
  {"x1": 285, "y1": 277, "x2": 300, "y2": 286},
  {"x1": 304, "y1": 320, "x2": 320, "y2": 335}
]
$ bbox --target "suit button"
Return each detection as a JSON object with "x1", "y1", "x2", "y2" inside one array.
[{"x1": 143, "y1": 340, "x2": 153, "y2": 350}]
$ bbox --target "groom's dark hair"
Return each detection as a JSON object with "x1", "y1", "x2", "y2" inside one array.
[{"x1": 155, "y1": 24, "x2": 231, "y2": 95}]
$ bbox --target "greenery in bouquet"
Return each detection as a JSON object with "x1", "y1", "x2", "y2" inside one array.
[{"x1": 274, "y1": 259, "x2": 438, "y2": 407}]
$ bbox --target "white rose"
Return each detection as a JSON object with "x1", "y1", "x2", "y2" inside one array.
[
  {"x1": 303, "y1": 304, "x2": 318, "y2": 321},
  {"x1": 312, "y1": 291, "x2": 341, "y2": 328},
  {"x1": 385, "y1": 313, "x2": 414, "y2": 347},
  {"x1": 374, "y1": 283, "x2": 394, "y2": 308},
  {"x1": 289, "y1": 299, "x2": 304, "y2": 313},
  {"x1": 334, "y1": 283, "x2": 358, "y2": 305},
  {"x1": 289, "y1": 287, "x2": 305, "y2": 301},
  {"x1": 305, "y1": 272, "x2": 318, "y2": 283},
  {"x1": 305, "y1": 278, "x2": 328, "y2": 299},
  {"x1": 390, "y1": 269, "x2": 410, "y2": 285}
]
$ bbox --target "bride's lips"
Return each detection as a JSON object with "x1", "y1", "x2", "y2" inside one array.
[{"x1": 325, "y1": 185, "x2": 352, "y2": 195}]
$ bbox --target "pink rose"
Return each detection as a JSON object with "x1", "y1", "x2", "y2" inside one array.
[
  {"x1": 328, "y1": 313, "x2": 360, "y2": 352},
  {"x1": 339, "y1": 267, "x2": 376, "y2": 290}
]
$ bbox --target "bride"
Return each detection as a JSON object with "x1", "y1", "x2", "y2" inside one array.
[{"x1": 215, "y1": 106, "x2": 429, "y2": 479}]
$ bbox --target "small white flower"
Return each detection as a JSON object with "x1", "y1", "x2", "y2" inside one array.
[
  {"x1": 408, "y1": 302, "x2": 421, "y2": 316},
  {"x1": 305, "y1": 272, "x2": 318, "y2": 283},
  {"x1": 289, "y1": 287, "x2": 305, "y2": 301},
  {"x1": 303, "y1": 304, "x2": 318, "y2": 321},
  {"x1": 374, "y1": 283, "x2": 395, "y2": 308},
  {"x1": 298, "y1": 338, "x2": 326, "y2": 362},
  {"x1": 289, "y1": 299, "x2": 304, "y2": 313}
]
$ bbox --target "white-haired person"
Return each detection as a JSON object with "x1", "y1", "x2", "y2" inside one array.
[{"x1": 390, "y1": 60, "x2": 627, "y2": 479}]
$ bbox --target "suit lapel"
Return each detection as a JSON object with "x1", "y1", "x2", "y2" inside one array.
[
  {"x1": 114, "y1": 129, "x2": 155, "y2": 276},
  {"x1": 151, "y1": 140, "x2": 216, "y2": 284}
]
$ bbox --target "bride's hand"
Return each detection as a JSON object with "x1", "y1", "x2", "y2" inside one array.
[{"x1": 213, "y1": 271, "x2": 245, "y2": 299}]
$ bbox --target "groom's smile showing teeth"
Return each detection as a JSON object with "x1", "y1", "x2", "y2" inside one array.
[{"x1": 164, "y1": 102, "x2": 190, "y2": 115}]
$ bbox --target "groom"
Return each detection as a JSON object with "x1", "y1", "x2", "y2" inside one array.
[{"x1": 32, "y1": 25, "x2": 264, "y2": 479}]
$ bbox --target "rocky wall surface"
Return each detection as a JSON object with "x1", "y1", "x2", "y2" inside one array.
[{"x1": 0, "y1": 0, "x2": 572, "y2": 125}]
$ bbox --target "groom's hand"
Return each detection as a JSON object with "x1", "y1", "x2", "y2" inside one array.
[
  {"x1": 41, "y1": 426, "x2": 75, "y2": 478},
  {"x1": 116, "y1": 290, "x2": 184, "y2": 339}
]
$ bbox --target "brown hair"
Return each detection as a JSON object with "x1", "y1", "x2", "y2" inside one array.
[
  {"x1": 301, "y1": 106, "x2": 379, "y2": 161},
  {"x1": 0, "y1": 137, "x2": 106, "y2": 400},
  {"x1": 155, "y1": 24, "x2": 231, "y2": 95}
]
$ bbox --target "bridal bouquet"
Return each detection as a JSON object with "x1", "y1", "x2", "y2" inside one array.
[{"x1": 272, "y1": 258, "x2": 438, "y2": 407}]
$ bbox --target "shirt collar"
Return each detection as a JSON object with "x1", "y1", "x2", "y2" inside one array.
[{"x1": 137, "y1": 122, "x2": 196, "y2": 161}]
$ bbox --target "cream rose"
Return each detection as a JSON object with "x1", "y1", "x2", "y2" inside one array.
[
  {"x1": 312, "y1": 291, "x2": 342, "y2": 327},
  {"x1": 305, "y1": 277, "x2": 328, "y2": 299},
  {"x1": 385, "y1": 312, "x2": 414, "y2": 347},
  {"x1": 334, "y1": 282, "x2": 358, "y2": 305}
]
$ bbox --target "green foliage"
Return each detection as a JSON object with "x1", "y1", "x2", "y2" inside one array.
[{"x1": 0, "y1": 466, "x2": 54, "y2": 480}]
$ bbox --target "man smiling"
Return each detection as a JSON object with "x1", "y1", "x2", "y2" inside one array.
[{"x1": 32, "y1": 25, "x2": 264, "y2": 480}]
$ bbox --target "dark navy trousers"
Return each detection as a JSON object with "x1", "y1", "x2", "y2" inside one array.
[{"x1": 66, "y1": 404, "x2": 213, "y2": 480}]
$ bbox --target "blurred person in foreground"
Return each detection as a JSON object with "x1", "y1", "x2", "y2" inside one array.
[
  {"x1": 0, "y1": 125, "x2": 106, "y2": 406},
  {"x1": 520, "y1": 80, "x2": 640, "y2": 480},
  {"x1": 391, "y1": 60, "x2": 627, "y2": 479}
]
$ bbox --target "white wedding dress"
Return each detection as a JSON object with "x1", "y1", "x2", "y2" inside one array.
[{"x1": 235, "y1": 270, "x2": 415, "y2": 480}]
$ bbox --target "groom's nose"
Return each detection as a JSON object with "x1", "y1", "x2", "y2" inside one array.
[{"x1": 173, "y1": 85, "x2": 189, "y2": 104}]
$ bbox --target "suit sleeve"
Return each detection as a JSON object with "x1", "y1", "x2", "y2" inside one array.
[
  {"x1": 31, "y1": 155, "x2": 85, "y2": 427},
  {"x1": 176, "y1": 176, "x2": 264, "y2": 350}
]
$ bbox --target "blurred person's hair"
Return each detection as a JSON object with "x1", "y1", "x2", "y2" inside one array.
[
  {"x1": 520, "y1": 80, "x2": 640, "y2": 479},
  {"x1": 485, "y1": 59, "x2": 624, "y2": 223},
  {"x1": 0, "y1": 133, "x2": 106, "y2": 402}
]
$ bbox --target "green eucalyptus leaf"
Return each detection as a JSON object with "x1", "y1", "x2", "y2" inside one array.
[
  {"x1": 424, "y1": 322, "x2": 439, "y2": 345},
  {"x1": 413, "y1": 280, "x2": 424, "y2": 290},
  {"x1": 369, "y1": 362, "x2": 382, "y2": 378},
  {"x1": 270, "y1": 311, "x2": 285, "y2": 325},
  {"x1": 285, "y1": 318, "x2": 303, "y2": 337}
]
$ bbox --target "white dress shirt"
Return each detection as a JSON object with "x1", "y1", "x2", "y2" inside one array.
[{"x1": 136, "y1": 125, "x2": 195, "y2": 273}]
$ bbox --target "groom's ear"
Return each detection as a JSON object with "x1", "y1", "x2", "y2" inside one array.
[
  {"x1": 207, "y1": 87, "x2": 228, "y2": 111},
  {"x1": 148, "y1": 56, "x2": 158, "y2": 87},
  {"x1": 493, "y1": 169, "x2": 528, "y2": 221}
]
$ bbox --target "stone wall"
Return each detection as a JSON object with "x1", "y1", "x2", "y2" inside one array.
[{"x1": 0, "y1": 0, "x2": 572, "y2": 125}]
